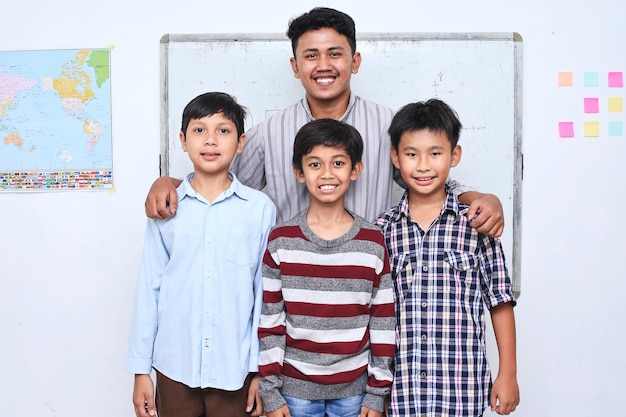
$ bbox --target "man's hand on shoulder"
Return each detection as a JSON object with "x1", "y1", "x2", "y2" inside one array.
[
  {"x1": 144, "y1": 177, "x2": 182, "y2": 219},
  {"x1": 463, "y1": 192, "x2": 504, "y2": 238}
]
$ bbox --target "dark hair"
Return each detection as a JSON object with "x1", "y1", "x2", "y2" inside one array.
[
  {"x1": 287, "y1": 7, "x2": 357, "y2": 56},
  {"x1": 389, "y1": 99, "x2": 463, "y2": 149},
  {"x1": 180, "y1": 92, "x2": 247, "y2": 138},
  {"x1": 292, "y1": 119, "x2": 363, "y2": 172}
]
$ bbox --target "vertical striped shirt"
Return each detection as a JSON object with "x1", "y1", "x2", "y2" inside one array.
[
  {"x1": 231, "y1": 95, "x2": 395, "y2": 223},
  {"x1": 258, "y1": 211, "x2": 396, "y2": 413},
  {"x1": 375, "y1": 190, "x2": 515, "y2": 417}
]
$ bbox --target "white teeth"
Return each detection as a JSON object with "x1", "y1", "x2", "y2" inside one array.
[
  {"x1": 316, "y1": 77, "x2": 334, "y2": 84},
  {"x1": 320, "y1": 185, "x2": 336, "y2": 190}
]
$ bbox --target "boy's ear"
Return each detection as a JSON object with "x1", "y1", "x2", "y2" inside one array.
[
  {"x1": 236, "y1": 133, "x2": 247, "y2": 154},
  {"x1": 390, "y1": 147, "x2": 400, "y2": 169},
  {"x1": 179, "y1": 131, "x2": 187, "y2": 151},
  {"x1": 451, "y1": 145, "x2": 462, "y2": 167},
  {"x1": 293, "y1": 166, "x2": 306, "y2": 183},
  {"x1": 350, "y1": 161, "x2": 363, "y2": 181}
]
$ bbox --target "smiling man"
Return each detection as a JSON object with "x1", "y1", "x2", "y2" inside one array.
[{"x1": 144, "y1": 7, "x2": 504, "y2": 235}]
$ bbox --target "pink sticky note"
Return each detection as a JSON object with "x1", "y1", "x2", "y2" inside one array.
[
  {"x1": 559, "y1": 122, "x2": 574, "y2": 137},
  {"x1": 608, "y1": 72, "x2": 623, "y2": 87},
  {"x1": 584, "y1": 97, "x2": 599, "y2": 113}
]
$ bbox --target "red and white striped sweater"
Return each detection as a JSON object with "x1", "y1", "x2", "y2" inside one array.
[{"x1": 258, "y1": 211, "x2": 395, "y2": 413}]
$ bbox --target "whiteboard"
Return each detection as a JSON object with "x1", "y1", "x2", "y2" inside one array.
[{"x1": 160, "y1": 33, "x2": 523, "y2": 295}]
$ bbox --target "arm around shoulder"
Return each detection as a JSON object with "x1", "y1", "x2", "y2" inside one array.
[{"x1": 144, "y1": 176, "x2": 182, "y2": 219}]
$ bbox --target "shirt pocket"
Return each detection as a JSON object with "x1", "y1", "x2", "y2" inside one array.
[
  {"x1": 390, "y1": 254, "x2": 412, "y2": 304},
  {"x1": 224, "y1": 229, "x2": 263, "y2": 267},
  {"x1": 443, "y1": 249, "x2": 481, "y2": 300}
]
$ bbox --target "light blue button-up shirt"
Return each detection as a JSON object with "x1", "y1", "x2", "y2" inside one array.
[{"x1": 126, "y1": 173, "x2": 276, "y2": 390}]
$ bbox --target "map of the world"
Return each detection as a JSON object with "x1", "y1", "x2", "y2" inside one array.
[{"x1": 0, "y1": 48, "x2": 112, "y2": 190}]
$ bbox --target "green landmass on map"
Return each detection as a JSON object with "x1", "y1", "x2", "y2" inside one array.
[{"x1": 86, "y1": 50, "x2": 110, "y2": 88}]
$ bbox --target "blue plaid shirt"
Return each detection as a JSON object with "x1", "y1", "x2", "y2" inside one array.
[{"x1": 375, "y1": 189, "x2": 515, "y2": 417}]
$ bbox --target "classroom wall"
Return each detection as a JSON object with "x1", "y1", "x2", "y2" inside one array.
[{"x1": 1, "y1": 1, "x2": 624, "y2": 416}]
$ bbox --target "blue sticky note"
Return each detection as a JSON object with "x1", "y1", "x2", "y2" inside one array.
[
  {"x1": 608, "y1": 121, "x2": 623, "y2": 136},
  {"x1": 584, "y1": 72, "x2": 599, "y2": 87}
]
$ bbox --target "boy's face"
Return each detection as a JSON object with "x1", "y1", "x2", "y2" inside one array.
[
  {"x1": 290, "y1": 28, "x2": 361, "y2": 108},
  {"x1": 391, "y1": 129, "x2": 462, "y2": 201},
  {"x1": 179, "y1": 112, "x2": 245, "y2": 176},
  {"x1": 294, "y1": 144, "x2": 362, "y2": 207}
]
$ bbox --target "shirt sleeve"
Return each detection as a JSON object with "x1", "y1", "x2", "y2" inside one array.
[
  {"x1": 362, "y1": 240, "x2": 396, "y2": 412},
  {"x1": 257, "y1": 241, "x2": 288, "y2": 413},
  {"x1": 248, "y1": 200, "x2": 277, "y2": 372},
  {"x1": 446, "y1": 177, "x2": 475, "y2": 197},
  {"x1": 478, "y1": 235, "x2": 516, "y2": 309},
  {"x1": 231, "y1": 124, "x2": 266, "y2": 190},
  {"x1": 126, "y1": 219, "x2": 168, "y2": 374}
]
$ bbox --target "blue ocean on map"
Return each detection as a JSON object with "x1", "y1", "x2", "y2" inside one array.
[{"x1": 0, "y1": 49, "x2": 112, "y2": 173}]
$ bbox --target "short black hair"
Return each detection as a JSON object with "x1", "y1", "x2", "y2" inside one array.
[
  {"x1": 287, "y1": 7, "x2": 357, "y2": 56},
  {"x1": 180, "y1": 92, "x2": 247, "y2": 139},
  {"x1": 389, "y1": 99, "x2": 463, "y2": 149},
  {"x1": 292, "y1": 119, "x2": 363, "y2": 172}
]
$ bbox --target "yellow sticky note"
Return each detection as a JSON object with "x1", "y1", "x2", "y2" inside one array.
[
  {"x1": 558, "y1": 71, "x2": 574, "y2": 87},
  {"x1": 608, "y1": 97, "x2": 623, "y2": 113},
  {"x1": 584, "y1": 121, "x2": 600, "y2": 137}
]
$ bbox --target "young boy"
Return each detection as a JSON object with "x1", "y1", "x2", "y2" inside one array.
[
  {"x1": 257, "y1": 119, "x2": 395, "y2": 417},
  {"x1": 126, "y1": 92, "x2": 276, "y2": 417},
  {"x1": 375, "y1": 99, "x2": 519, "y2": 417}
]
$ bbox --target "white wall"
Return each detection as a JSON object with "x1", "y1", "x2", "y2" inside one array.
[{"x1": 1, "y1": 1, "x2": 624, "y2": 416}]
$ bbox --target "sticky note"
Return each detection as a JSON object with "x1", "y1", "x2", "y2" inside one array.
[
  {"x1": 559, "y1": 121, "x2": 574, "y2": 137},
  {"x1": 584, "y1": 97, "x2": 599, "y2": 113},
  {"x1": 608, "y1": 121, "x2": 623, "y2": 136},
  {"x1": 608, "y1": 72, "x2": 623, "y2": 87},
  {"x1": 584, "y1": 121, "x2": 600, "y2": 137},
  {"x1": 608, "y1": 97, "x2": 623, "y2": 112},
  {"x1": 584, "y1": 72, "x2": 599, "y2": 87},
  {"x1": 558, "y1": 71, "x2": 574, "y2": 87}
]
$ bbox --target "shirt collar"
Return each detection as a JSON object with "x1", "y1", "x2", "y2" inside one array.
[
  {"x1": 301, "y1": 93, "x2": 357, "y2": 122},
  {"x1": 391, "y1": 186, "x2": 469, "y2": 223},
  {"x1": 178, "y1": 172, "x2": 249, "y2": 203}
]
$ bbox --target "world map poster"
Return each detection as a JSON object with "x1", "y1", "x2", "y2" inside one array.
[{"x1": 0, "y1": 48, "x2": 112, "y2": 190}]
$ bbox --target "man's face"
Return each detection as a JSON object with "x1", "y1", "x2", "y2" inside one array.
[{"x1": 290, "y1": 28, "x2": 361, "y2": 109}]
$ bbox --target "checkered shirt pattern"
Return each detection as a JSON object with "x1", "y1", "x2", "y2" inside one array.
[{"x1": 375, "y1": 190, "x2": 515, "y2": 417}]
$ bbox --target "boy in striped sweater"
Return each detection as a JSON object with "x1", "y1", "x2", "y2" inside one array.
[{"x1": 258, "y1": 119, "x2": 395, "y2": 417}]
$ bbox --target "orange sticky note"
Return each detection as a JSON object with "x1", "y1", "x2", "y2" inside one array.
[
  {"x1": 558, "y1": 72, "x2": 574, "y2": 87},
  {"x1": 584, "y1": 121, "x2": 600, "y2": 137}
]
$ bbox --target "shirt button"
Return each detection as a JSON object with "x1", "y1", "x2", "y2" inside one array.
[
  {"x1": 206, "y1": 272, "x2": 211, "y2": 278},
  {"x1": 207, "y1": 237, "x2": 213, "y2": 243},
  {"x1": 421, "y1": 372, "x2": 427, "y2": 378},
  {"x1": 421, "y1": 302, "x2": 427, "y2": 308},
  {"x1": 422, "y1": 265, "x2": 428, "y2": 272},
  {"x1": 421, "y1": 334, "x2": 427, "y2": 341},
  {"x1": 204, "y1": 339, "x2": 210, "y2": 347}
]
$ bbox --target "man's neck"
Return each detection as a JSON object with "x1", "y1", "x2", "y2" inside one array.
[{"x1": 307, "y1": 93, "x2": 351, "y2": 120}]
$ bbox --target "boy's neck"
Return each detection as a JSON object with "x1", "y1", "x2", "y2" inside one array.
[
  {"x1": 189, "y1": 170, "x2": 232, "y2": 203},
  {"x1": 407, "y1": 188, "x2": 447, "y2": 231},
  {"x1": 305, "y1": 200, "x2": 354, "y2": 240}
]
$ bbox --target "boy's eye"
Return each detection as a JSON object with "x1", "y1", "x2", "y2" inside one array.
[
  {"x1": 305, "y1": 53, "x2": 318, "y2": 59},
  {"x1": 218, "y1": 128, "x2": 230, "y2": 134},
  {"x1": 431, "y1": 152, "x2": 441, "y2": 156},
  {"x1": 193, "y1": 127, "x2": 205, "y2": 133},
  {"x1": 309, "y1": 162, "x2": 321, "y2": 168},
  {"x1": 406, "y1": 152, "x2": 417, "y2": 157},
  {"x1": 333, "y1": 161, "x2": 345, "y2": 167}
]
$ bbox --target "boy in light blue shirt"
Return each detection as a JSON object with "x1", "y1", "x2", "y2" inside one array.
[{"x1": 126, "y1": 92, "x2": 276, "y2": 417}]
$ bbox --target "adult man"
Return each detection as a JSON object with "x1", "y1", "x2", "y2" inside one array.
[{"x1": 145, "y1": 7, "x2": 504, "y2": 235}]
